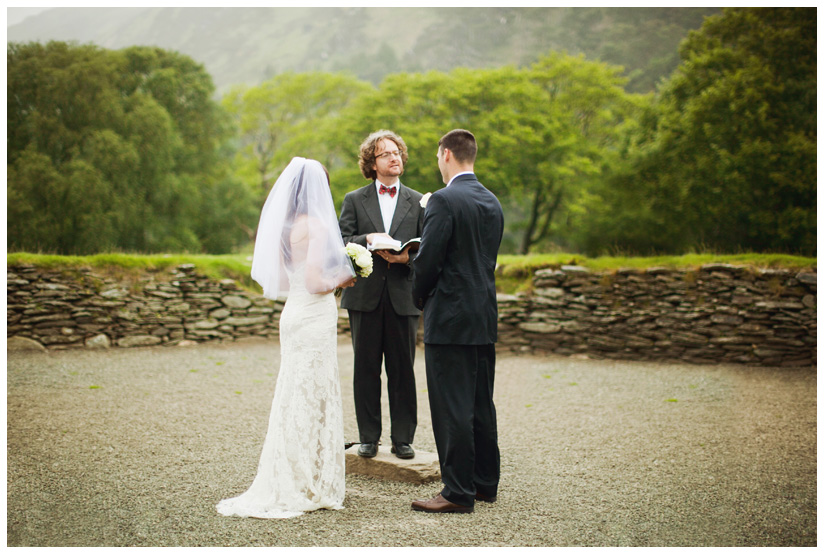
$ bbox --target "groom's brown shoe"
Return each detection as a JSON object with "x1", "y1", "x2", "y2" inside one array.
[
  {"x1": 475, "y1": 492, "x2": 497, "y2": 503},
  {"x1": 411, "y1": 494, "x2": 473, "y2": 514}
]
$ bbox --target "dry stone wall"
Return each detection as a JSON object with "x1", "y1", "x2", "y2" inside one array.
[
  {"x1": 7, "y1": 262, "x2": 817, "y2": 367},
  {"x1": 7, "y1": 263, "x2": 288, "y2": 350},
  {"x1": 497, "y1": 264, "x2": 816, "y2": 367}
]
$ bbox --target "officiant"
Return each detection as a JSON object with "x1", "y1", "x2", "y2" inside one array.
[{"x1": 338, "y1": 130, "x2": 425, "y2": 460}]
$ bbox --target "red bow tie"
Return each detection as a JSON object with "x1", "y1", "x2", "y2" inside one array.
[{"x1": 379, "y1": 184, "x2": 397, "y2": 198}]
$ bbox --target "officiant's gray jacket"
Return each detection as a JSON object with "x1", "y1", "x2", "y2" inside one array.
[{"x1": 339, "y1": 181, "x2": 425, "y2": 316}]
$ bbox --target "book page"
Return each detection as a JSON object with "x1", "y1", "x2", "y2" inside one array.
[{"x1": 368, "y1": 238, "x2": 402, "y2": 251}]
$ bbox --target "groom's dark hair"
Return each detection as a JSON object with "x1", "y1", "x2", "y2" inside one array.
[{"x1": 439, "y1": 129, "x2": 477, "y2": 164}]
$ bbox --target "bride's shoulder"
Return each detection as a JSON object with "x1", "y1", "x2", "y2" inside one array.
[
  {"x1": 290, "y1": 215, "x2": 310, "y2": 243},
  {"x1": 290, "y1": 214, "x2": 331, "y2": 245}
]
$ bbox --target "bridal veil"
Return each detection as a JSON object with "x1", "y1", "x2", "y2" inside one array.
[{"x1": 251, "y1": 157, "x2": 354, "y2": 298}]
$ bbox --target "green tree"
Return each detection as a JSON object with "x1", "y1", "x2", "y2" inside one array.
[
  {"x1": 511, "y1": 53, "x2": 642, "y2": 254},
  {"x1": 222, "y1": 72, "x2": 371, "y2": 208},
  {"x1": 331, "y1": 54, "x2": 642, "y2": 254},
  {"x1": 590, "y1": 8, "x2": 815, "y2": 255},
  {"x1": 8, "y1": 41, "x2": 252, "y2": 254}
]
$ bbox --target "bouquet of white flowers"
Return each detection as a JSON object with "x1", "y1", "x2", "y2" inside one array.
[{"x1": 345, "y1": 242, "x2": 373, "y2": 277}]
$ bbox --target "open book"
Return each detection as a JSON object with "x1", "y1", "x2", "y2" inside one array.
[{"x1": 367, "y1": 237, "x2": 421, "y2": 253}]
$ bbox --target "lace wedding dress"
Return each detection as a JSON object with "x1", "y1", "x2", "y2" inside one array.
[{"x1": 216, "y1": 264, "x2": 345, "y2": 519}]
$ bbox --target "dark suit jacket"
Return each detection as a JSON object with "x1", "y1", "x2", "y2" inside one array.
[
  {"x1": 339, "y1": 181, "x2": 424, "y2": 316},
  {"x1": 412, "y1": 173, "x2": 503, "y2": 344}
]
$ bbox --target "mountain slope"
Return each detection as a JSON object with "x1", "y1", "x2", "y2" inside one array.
[{"x1": 7, "y1": 6, "x2": 719, "y2": 95}]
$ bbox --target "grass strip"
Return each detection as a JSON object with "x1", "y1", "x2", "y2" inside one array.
[{"x1": 9, "y1": 252, "x2": 816, "y2": 295}]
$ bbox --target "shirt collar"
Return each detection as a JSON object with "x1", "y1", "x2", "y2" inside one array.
[{"x1": 446, "y1": 171, "x2": 474, "y2": 187}]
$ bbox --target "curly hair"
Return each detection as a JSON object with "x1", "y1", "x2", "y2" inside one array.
[{"x1": 358, "y1": 130, "x2": 409, "y2": 180}]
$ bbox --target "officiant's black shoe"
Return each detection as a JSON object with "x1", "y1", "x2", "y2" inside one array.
[
  {"x1": 357, "y1": 442, "x2": 378, "y2": 458},
  {"x1": 475, "y1": 492, "x2": 497, "y2": 503},
  {"x1": 391, "y1": 443, "x2": 415, "y2": 459},
  {"x1": 411, "y1": 494, "x2": 473, "y2": 514}
]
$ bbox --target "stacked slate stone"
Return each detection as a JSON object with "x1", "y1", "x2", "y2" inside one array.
[
  {"x1": 504, "y1": 264, "x2": 816, "y2": 367},
  {"x1": 7, "y1": 264, "x2": 284, "y2": 350},
  {"x1": 496, "y1": 293, "x2": 530, "y2": 350},
  {"x1": 7, "y1": 261, "x2": 817, "y2": 366}
]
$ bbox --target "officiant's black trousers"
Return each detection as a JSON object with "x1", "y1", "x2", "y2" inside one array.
[
  {"x1": 348, "y1": 287, "x2": 418, "y2": 445},
  {"x1": 425, "y1": 343, "x2": 500, "y2": 507}
]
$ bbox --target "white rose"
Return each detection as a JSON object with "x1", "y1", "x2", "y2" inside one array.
[
  {"x1": 419, "y1": 192, "x2": 432, "y2": 208},
  {"x1": 355, "y1": 251, "x2": 373, "y2": 269},
  {"x1": 345, "y1": 243, "x2": 365, "y2": 257}
]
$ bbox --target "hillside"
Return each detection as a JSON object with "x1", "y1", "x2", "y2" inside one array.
[{"x1": 7, "y1": 6, "x2": 719, "y2": 95}]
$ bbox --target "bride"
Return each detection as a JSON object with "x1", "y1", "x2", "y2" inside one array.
[{"x1": 217, "y1": 157, "x2": 358, "y2": 519}]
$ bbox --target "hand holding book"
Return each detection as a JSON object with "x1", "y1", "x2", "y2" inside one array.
[
  {"x1": 368, "y1": 236, "x2": 421, "y2": 253},
  {"x1": 367, "y1": 234, "x2": 420, "y2": 266}
]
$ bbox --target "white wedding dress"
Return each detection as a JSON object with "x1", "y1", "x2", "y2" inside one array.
[{"x1": 216, "y1": 264, "x2": 345, "y2": 518}]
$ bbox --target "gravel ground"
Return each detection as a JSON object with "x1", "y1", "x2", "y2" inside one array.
[{"x1": 6, "y1": 337, "x2": 817, "y2": 547}]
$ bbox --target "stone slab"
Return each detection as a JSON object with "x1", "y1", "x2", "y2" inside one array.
[
  {"x1": 345, "y1": 445, "x2": 440, "y2": 484},
  {"x1": 85, "y1": 334, "x2": 111, "y2": 349},
  {"x1": 7, "y1": 335, "x2": 47, "y2": 352}
]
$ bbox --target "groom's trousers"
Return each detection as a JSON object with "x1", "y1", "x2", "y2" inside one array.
[{"x1": 425, "y1": 342, "x2": 500, "y2": 507}]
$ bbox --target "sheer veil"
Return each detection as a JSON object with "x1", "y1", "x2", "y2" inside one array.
[{"x1": 251, "y1": 157, "x2": 355, "y2": 298}]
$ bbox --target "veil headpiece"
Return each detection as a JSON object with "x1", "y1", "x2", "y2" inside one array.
[{"x1": 251, "y1": 157, "x2": 354, "y2": 299}]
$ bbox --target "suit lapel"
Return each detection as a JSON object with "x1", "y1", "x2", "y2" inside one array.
[
  {"x1": 389, "y1": 184, "x2": 411, "y2": 236},
  {"x1": 362, "y1": 182, "x2": 385, "y2": 232}
]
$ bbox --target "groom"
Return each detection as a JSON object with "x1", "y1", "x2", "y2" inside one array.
[
  {"x1": 411, "y1": 129, "x2": 504, "y2": 513},
  {"x1": 339, "y1": 130, "x2": 425, "y2": 460}
]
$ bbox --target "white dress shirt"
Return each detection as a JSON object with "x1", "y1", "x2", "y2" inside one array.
[
  {"x1": 446, "y1": 171, "x2": 474, "y2": 187},
  {"x1": 375, "y1": 178, "x2": 400, "y2": 233}
]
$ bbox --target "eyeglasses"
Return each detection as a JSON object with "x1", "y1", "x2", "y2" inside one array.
[{"x1": 375, "y1": 150, "x2": 404, "y2": 160}]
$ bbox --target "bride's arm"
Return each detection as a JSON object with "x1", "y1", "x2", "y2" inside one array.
[{"x1": 303, "y1": 217, "x2": 357, "y2": 294}]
